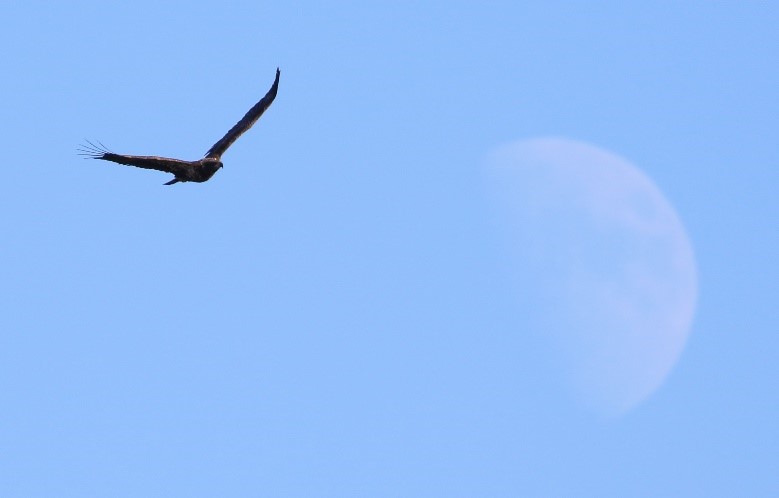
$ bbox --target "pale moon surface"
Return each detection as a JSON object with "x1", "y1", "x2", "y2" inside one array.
[{"x1": 486, "y1": 138, "x2": 698, "y2": 416}]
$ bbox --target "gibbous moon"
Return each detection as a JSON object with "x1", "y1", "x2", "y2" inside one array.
[{"x1": 485, "y1": 138, "x2": 698, "y2": 416}]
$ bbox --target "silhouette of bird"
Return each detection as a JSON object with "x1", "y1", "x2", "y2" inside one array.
[{"x1": 79, "y1": 68, "x2": 280, "y2": 185}]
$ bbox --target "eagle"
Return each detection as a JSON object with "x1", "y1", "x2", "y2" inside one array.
[{"x1": 79, "y1": 68, "x2": 280, "y2": 185}]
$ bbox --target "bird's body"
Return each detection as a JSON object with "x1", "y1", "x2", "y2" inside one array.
[{"x1": 79, "y1": 68, "x2": 280, "y2": 185}]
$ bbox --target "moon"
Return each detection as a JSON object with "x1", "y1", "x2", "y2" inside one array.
[{"x1": 485, "y1": 138, "x2": 698, "y2": 417}]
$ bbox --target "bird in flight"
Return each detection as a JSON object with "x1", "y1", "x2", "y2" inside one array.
[{"x1": 79, "y1": 68, "x2": 280, "y2": 185}]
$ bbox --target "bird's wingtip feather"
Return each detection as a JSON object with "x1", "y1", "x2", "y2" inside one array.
[{"x1": 76, "y1": 139, "x2": 112, "y2": 159}]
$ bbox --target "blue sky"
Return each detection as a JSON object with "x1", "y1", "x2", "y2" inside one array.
[{"x1": 1, "y1": 1, "x2": 777, "y2": 496}]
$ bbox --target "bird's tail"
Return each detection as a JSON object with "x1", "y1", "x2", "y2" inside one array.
[{"x1": 163, "y1": 178, "x2": 180, "y2": 186}]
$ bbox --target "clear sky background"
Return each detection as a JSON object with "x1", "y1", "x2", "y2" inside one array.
[{"x1": 1, "y1": 1, "x2": 776, "y2": 496}]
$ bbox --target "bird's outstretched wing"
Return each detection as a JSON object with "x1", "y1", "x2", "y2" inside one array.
[
  {"x1": 78, "y1": 140, "x2": 192, "y2": 176},
  {"x1": 204, "y1": 68, "x2": 280, "y2": 160}
]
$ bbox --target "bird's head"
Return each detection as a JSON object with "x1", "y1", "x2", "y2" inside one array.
[
  {"x1": 203, "y1": 157, "x2": 223, "y2": 170},
  {"x1": 199, "y1": 157, "x2": 224, "y2": 181}
]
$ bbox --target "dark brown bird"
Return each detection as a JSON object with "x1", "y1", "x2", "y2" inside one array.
[{"x1": 79, "y1": 68, "x2": 280, "y2": 185}]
